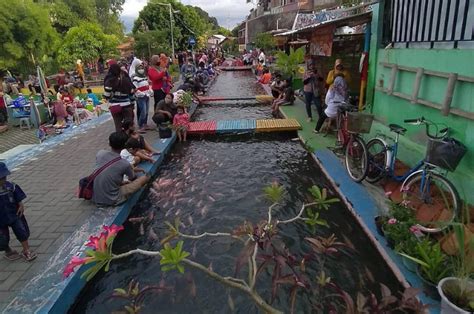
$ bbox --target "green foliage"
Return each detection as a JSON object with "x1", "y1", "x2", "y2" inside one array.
[
  {"x1": 134, "y1": 30, "x2": 171, "y2": 59},
  {"x1": 160, "y1": 241, "x2": 190, "y2": 274},
  {"x1": 132, "y1": 0, "x2": 214, "y2": 51},
  {"x1": 442, "y1": 278, "x2": 474, "y2": 312},
  {"x1": 0, "y1": 0, "x2": 59, "y2": 72},
  {"x1": 399, "y1": 239, "x2": 449, "y2": 284},
  {"x1": 305, "y1": 208, "x2": 329, "y2": 233},
  {"x1": 57, "y1": 23, "x2": 119, "y2": 68},
  {"x1": 263, "y1": 183, "x2": 285, "y2": 203},
  {"x1": 308, "y1": 186, "x2": 340, "y2": 211},
  {"x1": 255, "y1": 33, "x2": 276, "y2": 53},
  {"x1": 275, "y1": 47, "x2": 305, "y2": 78}
]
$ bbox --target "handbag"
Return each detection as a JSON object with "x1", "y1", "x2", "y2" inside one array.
[
  {"x1": 109, "y1": 104, "x2": 123, "y2": 114},
  {"x1": 78, "y1": 156, "x2": 121, "y2": 200}
]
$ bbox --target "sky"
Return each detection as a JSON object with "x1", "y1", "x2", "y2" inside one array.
[{"x1": 120, "y1": 0, "x2": 254, "y2": 32}]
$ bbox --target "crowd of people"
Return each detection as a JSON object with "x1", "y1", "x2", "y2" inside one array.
[{"x1": 252, "y1": 53, "x2": 352, "y2": 132}]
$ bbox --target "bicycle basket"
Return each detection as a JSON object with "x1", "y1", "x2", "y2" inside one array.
[
  {"x1": 425, "y1": 137, "x2": 467, "y2": 171},
  {"x1": 346, "y1": 112, "x2": 374, "y2": 134}
]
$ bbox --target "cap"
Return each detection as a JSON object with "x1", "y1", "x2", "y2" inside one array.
[{"x1": 0, "y1": 162, "x2": 11, "y2": 178}]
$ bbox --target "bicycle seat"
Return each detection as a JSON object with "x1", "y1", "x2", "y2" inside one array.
[
  {"x1": 337, "y1": 104, "x2": 356, "y2": 113},
  {"x1": 389, "y1": 124, "x2": 407, "y2": 134}
]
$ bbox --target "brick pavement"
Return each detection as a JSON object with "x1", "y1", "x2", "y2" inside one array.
[
  {"x1": 0, "y1": 126, "x2": 37, "y2": 154},
  {"x1": 0, "y1": 114, "x2": 161, "y2": 310}
]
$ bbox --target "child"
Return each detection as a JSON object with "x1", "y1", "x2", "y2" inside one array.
[
  {"x1": 120, "y1": 138, "x2": 153, "y2": 166},
  {"x1": 258, "y1": 68, "x2": 272, "y2": 84},
  {"x1": 173, "y1": 105, "x2": 190, "y2": 142},
  {"x1": 0, "y1": 162, "x2": 37, "y2": 261},
  {"x1": 271, "y1": 80, "x2": 295, "y2": 116},
  {"x1": 122, "y1": 119, "x2": 160, "y2": 156},
  {"x1": 86, "y1": 88, "x2": 100, "y2": 107}
]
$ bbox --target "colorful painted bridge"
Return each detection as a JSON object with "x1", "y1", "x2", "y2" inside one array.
[{"x1": 188, "y1": 118, "x2": 301, "y2": 135}]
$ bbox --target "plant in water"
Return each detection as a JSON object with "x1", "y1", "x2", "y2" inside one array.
[
  {"x1": 159, "y1": 241, "x2": 189, "y2": 274},
  {"x1": 110, "y1": 279, "x2": 171, "y2": 314},
  {"x1": 334, "y1": 283, "x2": 430, "y2": 313},
  {"x1": 64, "y1": 184, "x2": 424, "y2": 313}
]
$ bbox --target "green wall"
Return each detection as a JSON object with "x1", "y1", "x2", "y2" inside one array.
[{"x1": 366, "y1": 3, "x2": 474, "y2": 203}]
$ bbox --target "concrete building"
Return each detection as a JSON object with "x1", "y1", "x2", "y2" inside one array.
[
  {"x1": 367, "y1": 0, "x2": 474, "y2": 202},
  {"x1": 207, "y1": 35, "x2": 227, "y2": 49},
  {"x1": 242, "y1": 0, "x2": 340, "y2": 48}
]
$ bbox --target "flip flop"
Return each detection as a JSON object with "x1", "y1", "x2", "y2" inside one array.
[
  {"x1": 4, "y1": 250, "x2": 21, "y2": 261},
  {"x1": 20, "y1": 251, "x2": 37, "y2": 262}
]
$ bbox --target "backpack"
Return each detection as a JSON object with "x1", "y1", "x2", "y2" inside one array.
[{"x1": 78, "y1": 157, "x2": 121, "y2": 200}]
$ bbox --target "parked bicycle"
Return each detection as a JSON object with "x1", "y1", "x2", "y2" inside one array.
[
  {"x1": 365, "y1": 117, "x2": 467, "y2": 233},
  {"x1": 335, "y1": 103, "x2": 374, "y2": 182}
]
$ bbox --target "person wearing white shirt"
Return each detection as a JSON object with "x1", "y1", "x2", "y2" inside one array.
[
  {"x1": 314, "y1": 76, "x2": 349, "y2": 133},
  {"x1": 258, "y1": 49, "x2": 266, "y2": 66}
]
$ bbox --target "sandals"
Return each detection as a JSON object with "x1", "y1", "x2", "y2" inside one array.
[
  {"x1": 20, "y1": 250, "x2": 37, "y2": 262},
  {"x1": 4, "y1": 250, "x2": 21, "y2": 261}
]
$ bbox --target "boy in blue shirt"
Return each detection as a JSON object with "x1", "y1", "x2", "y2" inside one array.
[
  {"x1": 0, "y1": 162, "x2": 37, "y2": 261},
  {"x1": 86, "y1": 88, "x2": 100, "y2": 107}
]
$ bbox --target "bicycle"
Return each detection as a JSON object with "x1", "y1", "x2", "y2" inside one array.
[
  {"x1": 335, "y1": 103, "x2": 374, "y2": 182},
  {"x1": 365, "y1": 117, "x2": 466, "y2": 233}
]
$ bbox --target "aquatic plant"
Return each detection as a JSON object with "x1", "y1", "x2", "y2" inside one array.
[
  {"x1": 109, "y1": 279, "x2": 171, "y2": 314},
  {"x1": 64, "y1": 184, "x2": 424, "y2": 313}
]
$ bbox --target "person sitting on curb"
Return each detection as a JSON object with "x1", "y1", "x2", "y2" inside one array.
[
  {"x1": 92, "y1": 132, "x2": 150, "y2": 207},
  {"x1": 0, "y1": 162, "x2": 37, "y2": 262},
  {"x1": 152, "y1": 93, "x2": 176, "y2": 126}
]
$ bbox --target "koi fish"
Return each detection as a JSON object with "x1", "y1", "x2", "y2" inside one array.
[
  {"x1": 188, "y1": 215, "x2": 194, "y2": 226},
  {"x1": 139, "y1": 223, "x2": 145, "y2": 236},
  {"x1": 228, "y1": 293, "x2": 235, "y2": 311},
  {"x1": 208, "y1": 195, "x2": 216, "y2": 202},
  {"x1": 200, "y1": 205, "x2": 209, "y2": 217},
  {"x1": 208, "y1": 262, "x2": 213, "y2": 272},
  {"x1": 175, "y1": 208, "x2": 181, "y2": 216},
  {"x1": 192, "y1": 243, "x2": 197, "y2": 257},
  {"x1": 148, "y1": 228, "x2": 158, "y2": 241},
  {"x1": 128, "y1": 217, "x2": 145, "y2": 224}
]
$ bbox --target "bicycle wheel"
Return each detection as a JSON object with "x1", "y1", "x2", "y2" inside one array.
[
  {"x1": 344, "y1": 135, "x2": 368, "y2": 182},
  {"x1": 366, "y1": 138, "x2": 387, "y2": 183},
  {"x1": 401, "y1": 171, "x2": 460, "y2": 233}
]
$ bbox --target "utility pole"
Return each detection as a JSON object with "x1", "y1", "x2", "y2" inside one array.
[{"x1": 157, "y1": 3, "x2": 178, "y2": 60}]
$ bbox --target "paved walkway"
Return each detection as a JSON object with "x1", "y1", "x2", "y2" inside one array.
[
  {"x1": 0, "y1": 126, "x2": 37, "y2": 154},
  {"x1": 0, "y1": 114, "x2": 159, "y2": 310}
]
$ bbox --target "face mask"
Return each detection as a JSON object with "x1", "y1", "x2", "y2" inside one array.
[{"x1": 137, "y1": 69, "x2": 145, "y2": 75}]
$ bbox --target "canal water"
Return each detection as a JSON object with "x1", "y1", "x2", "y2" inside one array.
[{"x1": 71, "y1": 71, "x2": 401, "y2": 313}]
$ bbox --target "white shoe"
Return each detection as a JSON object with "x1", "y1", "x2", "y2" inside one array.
[{"x1": 307, "y1": 117, "x2": 313, "y2": 122}]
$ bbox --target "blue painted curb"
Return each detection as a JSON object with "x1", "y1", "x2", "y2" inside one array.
[{"x1": 314, "y1": 149, "x2": 440, "y2": 313}]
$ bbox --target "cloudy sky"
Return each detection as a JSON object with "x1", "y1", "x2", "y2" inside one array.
[{"x1": 121, "y1": 0, "x2": 254, "y2": 31}]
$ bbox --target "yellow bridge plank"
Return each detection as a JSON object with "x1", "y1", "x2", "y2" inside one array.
[{"x1": 255, "y1": 119, "x2": 301, "y2": 132}]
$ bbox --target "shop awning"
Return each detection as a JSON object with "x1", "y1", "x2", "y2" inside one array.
[{"x1": 276, "y1": 11, "x2": 372, "y2": 36}]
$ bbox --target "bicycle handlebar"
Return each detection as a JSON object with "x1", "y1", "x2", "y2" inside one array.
[
  {"x1": 404, "y1": 117, "x2": 424, "y2": 124},
  {"x1": 404, "y1": 116, "x2": 450, "y2": 139}
]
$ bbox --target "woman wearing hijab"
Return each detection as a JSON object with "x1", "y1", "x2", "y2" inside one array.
[
  {"x1": 325, "y1": 59, "x2": 351, "y2": 87},
  {"x1": 103, "y1": 63, "x2": 136, "y2": 132},
  {"x1": 314, "y1": 76, "x2": 348, "y2": 133}
]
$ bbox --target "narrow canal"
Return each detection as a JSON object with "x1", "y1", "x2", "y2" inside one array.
[{"x1": 71, "y1": 71, "x2": 402, "y2": 313}]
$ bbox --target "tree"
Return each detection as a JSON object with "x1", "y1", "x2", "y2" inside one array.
[
  {"x1": 134, "y1": 30, "x2": 171, "y2": 60},
  {"x1": 0, "y1": 0, "x2": 59, "y2": 73},
  {"x1": 132, "y1": 0, "x2": 213, "y2": 52},
  {"x1": 192, "y1": 6, "x2": 219, "y2": 29},
  {"x1": 255, "y1": 33, "x2": 276, "y2": 53},
  {"x1": 57, "y1": 23, "x2": 119, "y2": 68}
]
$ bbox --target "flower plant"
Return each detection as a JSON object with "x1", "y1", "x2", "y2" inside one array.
[{"x1": 65, "y1": 184, "x2": 425, "y2": 313}]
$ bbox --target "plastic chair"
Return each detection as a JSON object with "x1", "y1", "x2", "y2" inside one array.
[{"x1": 19, "y1": 117, "x2": 31, "y2": 130}]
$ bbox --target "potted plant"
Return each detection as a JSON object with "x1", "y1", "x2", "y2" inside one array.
[
  {"x1": 400, "y1": 239, "x2": 450, "y2": 299},
  {"x1": 275, "y1": 47, "x2": 305, "y2": 89},
  {"x1": 437, "y1": 223, "x2": 474, "y2": 313}
]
